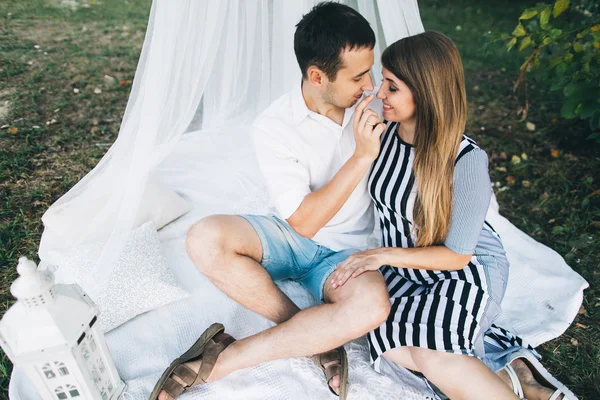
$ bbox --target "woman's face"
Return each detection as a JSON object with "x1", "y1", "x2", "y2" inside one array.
[{"x1": 376, "y1": 67, "x2": 416, "y2": 123}]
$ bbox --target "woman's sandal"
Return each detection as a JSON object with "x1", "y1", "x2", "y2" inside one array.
[
  {"x1": 312, "y1": 346, "x2": 349, "y2": 399},
  {"x1": 503, "y1": 349, "x2": 578, "y2": 400},
  {"x1": 148, "y1": 323, "x2": 235, "y2": 400}
]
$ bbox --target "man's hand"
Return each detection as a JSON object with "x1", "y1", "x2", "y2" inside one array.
[
  {"x1": 352, "y1": 94, "x2": 386, "y2": 162},
  {"x1": 329, "y1": 248, "x2": 389, "y2": 289}
]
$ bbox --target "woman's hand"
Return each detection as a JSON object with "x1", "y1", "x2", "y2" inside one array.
[{"x1": 330, "y1": 248, "x2": 390, "y2": 289}]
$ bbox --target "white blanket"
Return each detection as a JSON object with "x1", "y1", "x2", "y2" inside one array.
[{"x1": 10, "y1": 126, "x2": 588, "y2": 399}]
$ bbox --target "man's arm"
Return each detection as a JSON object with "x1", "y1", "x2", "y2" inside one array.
[{"x1": 287, "y1": 95, "x2": 385, "y2": 238}]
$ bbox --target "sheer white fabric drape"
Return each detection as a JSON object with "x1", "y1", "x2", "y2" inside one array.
[{"x1": 38, "y1": 0, "x2": 424, "y2": 298}]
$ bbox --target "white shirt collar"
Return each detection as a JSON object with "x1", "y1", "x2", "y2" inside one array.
[{"x1": 291, "y1": 81, "x2": 358, "y2": 129}]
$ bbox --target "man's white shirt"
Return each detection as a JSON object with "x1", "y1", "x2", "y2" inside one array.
[{"x1": 253, "y1": 83, "x2": 382, "y2": 251}]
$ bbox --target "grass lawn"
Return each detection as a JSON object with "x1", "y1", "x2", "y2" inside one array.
[{"x1": 1, "y1": 0, "x2": 598, "y2": 399}]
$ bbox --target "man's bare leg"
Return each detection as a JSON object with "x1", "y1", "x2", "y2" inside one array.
[
  {"x1": 158, "y1": 216, "x2": 390, "y2": 400},
  {"x1": 159, "y1": 215, "x2": 383, "y2": 397},
  {"x1": 197, "y1": 269, "x2": 389, "y2": 384},
  {"x1": 185, "y1": 215, "x2": 300, "y2": 323}
]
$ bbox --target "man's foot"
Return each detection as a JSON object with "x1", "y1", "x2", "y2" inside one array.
[
  {"x1": 312, "y1": 347, "x2": 348, "y2": 398},
  {"x1": 323, "y1": 358, "x2": 341, "y2": 395},
  {"x1": 157, "y1": 332, "x2": 233, "y2": 400},
  {"x1": 497, "y1": 358, "x2": 564, "y2": 400}
]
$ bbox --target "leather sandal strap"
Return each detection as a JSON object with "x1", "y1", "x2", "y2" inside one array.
[
  {"x1": 162, "y1": 377, "x2": 185, "y2": 399},
  {"x1": 172, "y1": 364, "x2": 197, "y2": 387},
  {"x1": 319, "y1": 348, "x2": 342, "y2": 365},
  {"x1": 324, "y1": 364, "x2": 342, "y2": 384},
  {"x1": 193, "y1": 335, "x2": 236, "y2": 386}
]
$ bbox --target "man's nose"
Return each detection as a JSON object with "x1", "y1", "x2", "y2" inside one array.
[{"x1": 362, "y1": 73, "x2": 374, "y2": 91}]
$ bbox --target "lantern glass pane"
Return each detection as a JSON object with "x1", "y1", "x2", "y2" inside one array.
[
  {"x1": 98, "y1": 359, "x2": 106, "y2": 373},
  {"x1": 89, "y1": 337, "x2": 97, "y2": 352},
  {"x1": 69, "y1": 389, "x2": 80, "y2": 397},
  {"x1": 54, "y1": 387, "x2": 67, "y2": 400},
  {"x1": 58, "y1": 367, "x2": 69, "y2": 376}
]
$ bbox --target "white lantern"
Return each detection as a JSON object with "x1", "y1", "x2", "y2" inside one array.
[{"x1": 0, "y1": 257, "x2": 126, "y2": 400}]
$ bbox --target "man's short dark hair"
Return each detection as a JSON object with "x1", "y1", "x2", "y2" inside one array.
[{"x1": 294, "y1": 2, "x2": 376, "y2": 81}]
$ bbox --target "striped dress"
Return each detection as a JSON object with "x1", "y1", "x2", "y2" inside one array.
[{"x1": 367, "y1": 121, "x2": 510, "y2": 366}]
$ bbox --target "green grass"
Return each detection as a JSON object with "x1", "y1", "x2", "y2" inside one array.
[{"x1": 0, "y1": 0, "x2": 598, "y2": 399}]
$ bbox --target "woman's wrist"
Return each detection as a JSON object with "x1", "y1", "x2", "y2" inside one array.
[{"x1": 377, "y1": 247, "x2": 403, "y2": 267}]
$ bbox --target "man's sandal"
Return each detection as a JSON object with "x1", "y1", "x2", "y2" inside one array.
[
  {"x1": 148, "y1": 323, "x2": 235, "y2": 400},
  {"x1": 312, "y1": 346, "x2": 349, "y2": 399}
]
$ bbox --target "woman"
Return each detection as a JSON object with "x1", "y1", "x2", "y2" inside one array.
[{"x1": 329, "y1": 31, "x2": 569, "y2": 400}]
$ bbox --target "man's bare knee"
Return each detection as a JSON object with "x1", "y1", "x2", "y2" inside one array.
[
  {"x1": 186, "y1": 215, "x2": 234, "y2": 276},
  {"x1": 334, "y1": 275, "x2": 391, "y2": 336},
  {"x1": 186, "y1": 215, "x2": 263, "y2": 278}
]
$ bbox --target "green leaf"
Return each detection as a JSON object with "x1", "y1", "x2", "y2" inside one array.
[
  {"x1": 506, "y1": 37, "x2": 517, "y2": 51},
  {"x1": 542, "y1": 36, "x2": 553, "y2": 45},
  {"x1": 580, "y1": 100, "x2": 600, "y2": 119},
  {"x1": 556, "y1": 63, "x2": 568, "y2": 76},
  {"x1": 519, "y1": 9, "x2": 539, "y2": 20},
  {"x1": 520, "y1": 36, "x2": 533, "y2": 51},
  {"x1": 561, "y1": 97, "x2": 581, "y2": 119},
  {"x1": 540, "y1": 8, "x2": 552, "y2": 30},
  {"x1": 573, "y1": 41, "x2": 584, "y2": 52},
  {"x1": 582, "y1": 198, "x2": 590, "y2": 207},
  {"x1": 513, "y1": 23, "x2": 527, "y2": 38},
  {"x1": 549, "y1": 56, "x2": 563, "y2": 69},
  {"x1": 563, "y1": 52, "x2": 574, "y2": 63},
  {"x1": 553, "y1": 0, "x2": 570, "y2": 18},
  {"x1": 550, "y1": 28, "x2": 563, "y2": 39},
  {"x1": 563, "y1": 83, "x2": 586, "y2": 98}
]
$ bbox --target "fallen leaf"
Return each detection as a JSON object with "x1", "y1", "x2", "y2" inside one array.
[
  {"x1": 73, "y1": 88, "x2": 80, "y2": 94},
  {"x1": 7, "y1": 126, "x2": 18, "y2": 134},
  {"x1": 548, "y1": 218, "x2": 556, "y2": 223},
  {"x1": 511, "y1": 155, "x2": 521, "y2": 164},
  {"x1": 94, "y1": 87, "x2": 102, "y2": 94},
  {"x1": 521, "y1": 153, "x2": 528, "y2": 160},
  {"x1": 526, "y1": 121, "x2": 536, "y2": 131},
  {"x1": 522, "y1": 180, "x2": 531, "y2": 188},
  {"x1": 495, "y1": 167, "x2": 507, "y2": 172},
  {"x1": 570, "y1": 338, "x2": 579, "y2": 346},
  {"x1": 578, "y1": 305, "x2": 587, "y2": 315},
  {"x1": 551, "y1": 149, "x2": 560, "y2": 158},
  {"x1": 104, "y1": 74, "x2": 116, "y2": 84},
  {"x1": 119, "y1": 80, "x2": 131, "y2": 86},
  {"x1": 576, "y1": 323, "x2": 587, "y2": 329},
  {"x1": 506, "y1": 176, "x2": 516, "y2": 184}
]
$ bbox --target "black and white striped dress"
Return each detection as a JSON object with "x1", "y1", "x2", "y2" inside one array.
[{"x1": 367, "y1": 122, "x2": 510, "y2": 366}]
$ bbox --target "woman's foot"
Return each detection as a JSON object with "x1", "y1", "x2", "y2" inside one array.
[
  {"x1": 497, "y1": 358, "x2": 564, "y2": 400},
  {"x1": 157, "y1": 332, "x2": 232, "y2": 400}
]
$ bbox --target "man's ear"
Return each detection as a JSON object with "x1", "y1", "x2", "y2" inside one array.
[{"x1": 307, "y1": 66, "x2": 326, "y2": 88}]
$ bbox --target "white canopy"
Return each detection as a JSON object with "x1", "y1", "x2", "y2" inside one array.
[{"x1": 38, "y1": 0, "x2": 425, "y2": 299}]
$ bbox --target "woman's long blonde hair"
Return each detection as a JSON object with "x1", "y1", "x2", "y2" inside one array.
[{"x1": 381, "y1": 31, "x2": 467, "y2": 247}]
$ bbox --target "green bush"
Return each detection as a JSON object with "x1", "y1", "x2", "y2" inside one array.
[{"x1": 500, "y1": 0, "x2": 600, "y2": 142}]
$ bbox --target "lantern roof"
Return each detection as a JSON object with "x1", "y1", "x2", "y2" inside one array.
[
  {"x1": 10, "y1": 257, "x2": 54, "y2": 301},
  {"x1": 0, "y1": 258, "x2": 99, "y2": 359}
]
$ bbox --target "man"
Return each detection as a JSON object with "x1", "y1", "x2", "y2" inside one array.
[{"x1": 152, "y1": 3, "x2": 390, "y2": 400}]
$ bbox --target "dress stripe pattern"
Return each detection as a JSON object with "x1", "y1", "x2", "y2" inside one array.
[{"x1": 367, "y1": 122, "x2": 504, "y2": 364}]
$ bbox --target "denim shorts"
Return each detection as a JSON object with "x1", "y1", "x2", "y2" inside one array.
[{"x1": 239, "y1": 214, "x2": 357, "y2": 302}]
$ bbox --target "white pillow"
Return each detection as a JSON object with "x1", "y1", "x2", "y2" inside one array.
[
  {"x1": 41, "y1": 177, "x2": 191, "y2": 243},
  {"x1": 44, "y1": 221, "x2": 189, "y2": 332}
]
